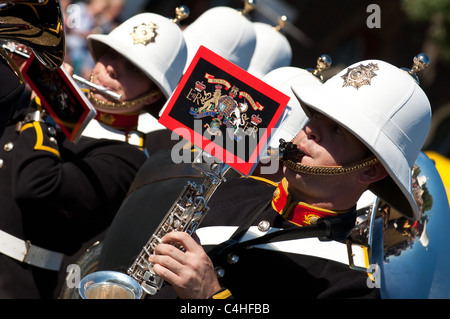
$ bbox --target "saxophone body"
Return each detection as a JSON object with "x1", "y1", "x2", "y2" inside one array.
[{"x1": 127, "y1": 176, "x2": 221, "y2": 295}]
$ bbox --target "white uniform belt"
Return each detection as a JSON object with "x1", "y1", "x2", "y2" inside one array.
[
  {"x1": 0, "y1": 230, "x2": 63, "y2": 271},
  {"x1": 196, "y1": 226, "x2": 369, "y2": 269}
]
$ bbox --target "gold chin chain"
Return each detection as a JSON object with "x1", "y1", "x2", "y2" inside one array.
[
  {"x1": 88, "y1": 75, "x2": 161, "y2": 110},
  {"x1": 282, "y1": 156, "x2": 379, "y2": 176}
]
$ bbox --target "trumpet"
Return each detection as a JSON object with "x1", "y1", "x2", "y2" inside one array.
[{"x1": 2, "y1": 41, "x2": 122, "y2": 101}]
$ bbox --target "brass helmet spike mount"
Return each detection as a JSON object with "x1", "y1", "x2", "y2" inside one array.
[
  {"x1": 171, "y1": 5, "x2": 190, "y2": 24},
  {"x1": 273, "y1": 15, "x2": 287, "y2": 32},
  {"x1": 307, "y1": 54, "x2": 332, "y2": 82},
  {"x1": 239, "y1": 0, "x2": 256, "y2": 16},
  {"x1": 401, "y1": 53, "x2": 430, "y2": 84}
]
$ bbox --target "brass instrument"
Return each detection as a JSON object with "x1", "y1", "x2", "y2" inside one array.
[
  {"x1": 72, "y1": 74, "x2": 122, "y2": 101},
  {"x1": 78, "y1": 161, "x2": 231, "y2": 299},
  {"x1": 2, "y1": 41, "x2": 122, "y2": 101},
  {"x1": 0, "y1": 1, "x2": 118, "y2": 101},
  {"x1": 0, "y1": 0, "x2": 65, "y2": 79}
]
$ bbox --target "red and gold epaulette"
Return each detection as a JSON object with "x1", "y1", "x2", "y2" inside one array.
[{"x1": 272, "y1": 178, "x2": 338, "y2": 226}]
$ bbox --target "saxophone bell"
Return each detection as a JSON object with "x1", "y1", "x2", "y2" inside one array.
[
  {"x1": 2, "y1": 42, "x2": 123, "y2": 101},
  {"x1": 79, "y1": 270, "x2": 142, "y2": 299}
]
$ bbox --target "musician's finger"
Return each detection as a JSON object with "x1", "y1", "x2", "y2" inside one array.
[
  {"x1": 153, "y1": 241, "x2": 186, "y2": 264},
  {"x1": 160, "y1": 231, "x2": 203, "y2": 255},
  {"x1": 62, "y1": 62, "x2": 74, "y2": 76},
  {"x1": 149, "y1": 252, "x2": 183, "y2": 281}
]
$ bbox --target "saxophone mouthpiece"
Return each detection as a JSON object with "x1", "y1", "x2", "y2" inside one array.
[
  {"x1": 262, "y1": 139, "x2": 299, "y2": 162},
  {"x1": 278, "y1": 139, "x2": 300, "y2": 161}
]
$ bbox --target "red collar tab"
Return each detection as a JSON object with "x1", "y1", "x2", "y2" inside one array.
[
  {"x1": 95, "y1": 111, "x2": 139, "y2": 132},
  {"x1": 272, "y1": 178, "x2": 337, "y2": 226}
]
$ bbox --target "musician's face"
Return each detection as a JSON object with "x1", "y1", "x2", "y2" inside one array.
[
  {"x1": 283, "y1": 112, "x2": 372, "y2": 206},
  {"x1": 290, "y1": 111, "x2": 370, "y2": 168},
  {"x1": 90, "y1": 48, "x2": 155, "y2": 111}
]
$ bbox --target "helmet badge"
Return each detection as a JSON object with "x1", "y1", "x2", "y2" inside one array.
[
  {"x1": 341, "y1": 62, "x2": 379, "y2": 89},
  {"x1": 130, "y1": 22, "x2": 159, "y2": 45}
]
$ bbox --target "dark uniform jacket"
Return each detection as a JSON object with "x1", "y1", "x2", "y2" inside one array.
[
  {"x1": 0, "y1": 99, "x2": 146, "y2": 298},
  {"x1": 0, "y1": 58, "x2": 24, "y2": 137},
  {"x1": 99, "y1": 149, "x2": 379, "y2": 299}
]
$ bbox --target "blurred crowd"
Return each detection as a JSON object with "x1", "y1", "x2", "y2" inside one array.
[{"x1": 61, "y1": 0, "x2": 127, "y2": 78}]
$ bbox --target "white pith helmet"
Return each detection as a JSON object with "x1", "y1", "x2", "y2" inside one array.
[
  {"x1": 87, "y1": 11, "x2": 187, "y2": 99},
  {"x1": 248, "y1": 19, "x2": 292, "y2": 78},
  {"x1": 182, "y1": 6, "x2": 257, "y2": 72},
  {"x1": 263, "y1": 66, "x2": 323, "y2": 149},
  {"x1": 291, "y1": 56, "x2": 432, "y2": 220}
]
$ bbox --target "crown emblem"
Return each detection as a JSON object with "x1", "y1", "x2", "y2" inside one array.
[
  {"x1": 341, "y1": 63, "x2": 379, "y2": 89},
  {"x1": 229, "y1": 85, "x2": 239, "y2": 98},
  {"x1": 98, "y1": 113, "x2": 116, "y2": 125},
  {"x1": 250, "y1": 114, "x2": 262, "y2": 126},
  {"x1": 130, "y1": 22, "x2": 158, "y2": 45},
  {"x1": 195, "y1": 81, "x2": 206, "y2": 92}
]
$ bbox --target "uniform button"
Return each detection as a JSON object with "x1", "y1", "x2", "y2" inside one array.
[
  {"x1": 215, "y1": 267, "x2": 225, "y2": 278},
  {"x1": 257, "y1": 220, "x2": 270, "y2": 232},
  {"x1": 4, "y1": 142, "x2": 14, "y2": 152},
  {"x1": 309, "y1": 216, "x2": 319, "y2": 225},
  {"x1": 227, "y1": 253, "x2": 239, "y2": 264},
  {"x1": 0, "y1": 159, "x2": 3, "y2": 168},
  {"x1": 47, "y1": 126, "x2": 57, "y2": 136}
]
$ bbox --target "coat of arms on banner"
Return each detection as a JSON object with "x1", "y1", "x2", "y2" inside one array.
[
  {"x1": 189, "y1": 77, "x2": 263, "y2": 141},
  {"x1": 159, "y1": 46, "x2": 289, "y2": 176}
]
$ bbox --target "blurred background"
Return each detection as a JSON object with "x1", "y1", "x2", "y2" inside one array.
[{"x1": 62, "y1": 0, "x2": 450, "y2": 160}]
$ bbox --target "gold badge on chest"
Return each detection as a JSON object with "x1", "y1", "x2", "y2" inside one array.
[{"x1": 130, "y1": 22, "x2": 159, "y2": 45}]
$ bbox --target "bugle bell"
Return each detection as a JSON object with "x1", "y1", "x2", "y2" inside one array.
[
  {"x1": 0, "y1": 0, "x2": 65, "y2": 80},
  {"x1": 2, "y1": 41, "x2": 123, "y2": 101}
]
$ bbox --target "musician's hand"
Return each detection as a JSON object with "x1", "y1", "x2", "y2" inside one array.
[
  {"x1": 148, "y1": 231, "x2": 221, "y2": 299},
  {"x1": 8, "y1": 44, "x2": 29, "y2": 72}
]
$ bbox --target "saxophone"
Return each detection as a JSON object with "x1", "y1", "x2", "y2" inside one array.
[
  {"x1": 78, "y1": 161, "x2": 230, "y2": 299},
  {"x1": 127, "y1": 162, "x2": 230, "y2": 296}
]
